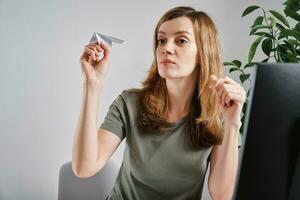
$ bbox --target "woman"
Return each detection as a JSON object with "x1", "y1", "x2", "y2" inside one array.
[{"x1": 72, "y1": 6, "x2": 246, "y2": 200}]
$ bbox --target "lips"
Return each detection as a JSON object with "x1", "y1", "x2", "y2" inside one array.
[{"x1": 161, "y1": 59, "x2": 175, "y2": 64}]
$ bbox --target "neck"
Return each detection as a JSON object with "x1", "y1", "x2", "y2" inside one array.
[{"x1": 165, "y1": 72, "x2": 197, "y2": 120}]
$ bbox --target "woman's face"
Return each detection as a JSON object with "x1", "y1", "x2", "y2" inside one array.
[{"x1": 156, "y1": 16, "x2": 198, "y2": 79}]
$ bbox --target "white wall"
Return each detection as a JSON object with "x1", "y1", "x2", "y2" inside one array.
[{"x1": 0, "y1": 0, "x2": 284, "y2": 199}]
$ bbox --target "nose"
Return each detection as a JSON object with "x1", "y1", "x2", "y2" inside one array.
[{"x1": 161, "y1": 40, "x2": 174, "y2": 55}]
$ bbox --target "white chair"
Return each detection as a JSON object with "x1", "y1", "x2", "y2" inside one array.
[{"x1": 58, "y1": 161, "x2": 118, "y2": 200}]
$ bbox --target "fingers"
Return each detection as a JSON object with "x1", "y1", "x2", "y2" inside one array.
[
  {"x1": 209, "y1": 75, "x2": 240, "y2": 89},
  {"x1": 209, "y1": 75, "x2": 246, "y2": 107},
  {"x1": 217, "y1": 85, "x2": 237, "y2": 107},
  {"x1": 221, "y1": 87, "x2": 242, "y2": 106},
  {"x1": 86, "y1": 45, "x2": 101, "y2": 60},
  {"x1": 217, "y1": 85, "x2": 231, "y2": 107},
  {"x1": 82, "y1": 42, "x2": 111, "y2": 63},
  {"x1": 99, "y1": 41, "x2": 111, "y2": 62},
  {"x1": 85, "y1": 47, "x2": 97, "y2": 60}
]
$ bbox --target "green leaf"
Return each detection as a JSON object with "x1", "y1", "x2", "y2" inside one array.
[
  {"x1": 253, "y1": 32, "x2": 274, "y2": 39},
  {"x1": 240, "y1": 116, "x2": 245, "y2": 133},
  {"x1": 242, "y1": 101, "x2": 248, "y2": 115},
  {"x1": 223, "y1": 62, "x2": 235, "y2": 66},
  {"x1": 280, "y1": 49, "x2": 298, "y2": 63},
  {"x1": 242, "y1": 6, "x2": 260, "y2": 17},
  {"x1": 261, "y1": 58, "x2": 269, "y2": 62},
  {"x1": 229, "y1": 68, "x2": 240, "y2": 73},
  {"x1": 267, "y1": 16, "x2": 276, "y2": 27},
  {"x1": 246, "y1": 90, "x2": 250, "y2": 98},
  {"x1": 287, "y1": 39, "x2": 300, "y2": 46},
  {"x1": 278, "y1": 32, "x2": 287, "y2": 40},
  {"x1": 250, "y1": 24, "x2": 270, "y2": 35},
  {"x1": 294, "y1": 23, "x2": 300, "y2": 32},
  {"x1": 240, "y1": 74, "x2": 251, "y2": 83},
  {"x1": 281, "y1": 29, "x2": 300, "y2": 41},
  {"x1": 261, "y1": 38, "x2": 273, "y2": 57},
  {"x1": 283, "y1": 40, "x2": 295, "y2": 51},
  {"x1": 286, "y1": 52, "x2": 299, "y2": 62},
  {"x1": 232, "y1": 60, "x2": 242, "y2": 68},
  {"x1": 248, "y1": 35, "x2": 264, "y2": 63},
  {"x1": 269, "y1": 10, "x2": 290, "y2": 28},
  {"x1": 277, "y1": 44, "x2": 286, "y2": 52},
  {"x1": 276, "y1": 45, "x2": 285, "y2": 62},
  {"x1": 276, "y1": 23, "x2": 285, "y2": 31},
  {"x1": 244, "y1": 62, "x2": 255, "y2": 69},
  {"x1": 284, "y1": 1, "x2": 300, "y2": 21},
  {"x1": 251, "y1": 16, "x2": 264, "y2": 28}
]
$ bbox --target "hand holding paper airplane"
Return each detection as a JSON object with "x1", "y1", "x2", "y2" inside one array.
[
  {"x1": 79, "y1": 32, "x2": 124, "y2": 85},
  {"x1": 88, "y1": 32, "x2": 124, "y2": 61},
  {"x1": 89, "y1": 32, "x2": 124, "y2": 46}
]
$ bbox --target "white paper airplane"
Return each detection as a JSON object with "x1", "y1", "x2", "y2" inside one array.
[{"x1": 89, "y1": 32, "x2": 124, "y2": 47}]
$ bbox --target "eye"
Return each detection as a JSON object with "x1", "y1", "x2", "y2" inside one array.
[
  {"x1": 157, "y1": 39, "x2": 166, "y2": 46},
  {"x1": 177, "y1": 39, "x2": 188, "y2": 45}
]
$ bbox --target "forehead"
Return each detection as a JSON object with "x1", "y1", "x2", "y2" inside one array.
[{"x1": 157, "y1": 16, "x2": 194, "y2": 36}]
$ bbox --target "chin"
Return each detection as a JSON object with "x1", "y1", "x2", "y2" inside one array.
[
  {"x1": 158, "y1": 69, "x2": 190, "y2": 80},
  {"x1": 158, "y1": 73, "x2": 183, "y2": 80},
  {"x1": 158, "y1": 69, "x2": 176, "y2": 79}
]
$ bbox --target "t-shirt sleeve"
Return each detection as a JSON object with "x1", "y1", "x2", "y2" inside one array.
[{"x1": 99, "y1": 93, "x2": 128, "y2": 140}]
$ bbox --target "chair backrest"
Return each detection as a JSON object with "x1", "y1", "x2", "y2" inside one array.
[{"x1": 58, "y1": 161, "x2": 118, "y2": 200}]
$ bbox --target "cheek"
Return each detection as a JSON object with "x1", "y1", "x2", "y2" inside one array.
[
  {"x1": 155, "y1": 48, "x2": 161, "y2": 60},
  {"x1": 181, "y1": 48, "x2": 198, "y2": 67}
]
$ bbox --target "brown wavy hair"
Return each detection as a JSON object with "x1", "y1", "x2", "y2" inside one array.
[{"x1": 138, "y1": 6, "x2": 224, "y2": 148}]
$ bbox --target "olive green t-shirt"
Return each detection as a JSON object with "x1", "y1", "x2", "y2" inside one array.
[{"x1": 100, "y1": 88, "x2": 241, "y2": 200}]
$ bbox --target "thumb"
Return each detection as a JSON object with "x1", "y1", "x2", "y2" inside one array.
[{"x1": 209, "y1": 75, "x2": 218, "y2": 88}]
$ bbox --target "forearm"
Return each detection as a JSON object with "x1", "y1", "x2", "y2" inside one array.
[
  {"x1": 72, "y1": 82, "x2": 103, "y2": 176},
  {"x1": 208, "y1": 122, "x2": 240, "y2": 200}
]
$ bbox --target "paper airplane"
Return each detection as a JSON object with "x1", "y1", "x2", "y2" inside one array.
[{"x1": 89, "y1": 32, "x2": 124, "y2": 47}]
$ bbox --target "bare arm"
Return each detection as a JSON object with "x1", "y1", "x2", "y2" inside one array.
[
  {"x1": 208, "y1": 75, "x2": 245, "y2": 199},
  {"x1": 72, "y1": 42, "x2": 122, "y2": 178},
  {"x1": 208, "y1": 122, "x2": 240, "y2": 200},
  {"x1": 71, "y1": 83, "x2": 122, "y2": 178}
]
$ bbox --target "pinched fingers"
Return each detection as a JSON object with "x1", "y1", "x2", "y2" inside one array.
[
  {"x1": 98, "y1": 41, "x2": 111, "y2": 61},
  {"x1": 209, "y1": 75, "x2": 240, "y2": 89},
  {"x1": 85, "y1": 44, "x2": 103, "y2": 61},
  {"x1": 214, "y1": 81, "x2": 246, "y2": 107}
]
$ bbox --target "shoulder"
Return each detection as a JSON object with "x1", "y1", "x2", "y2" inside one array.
[
  {"x1": 119, "y1": 88, "x2": 143, "y2": 102},
  {"x1": 121, "y1": 88, "x2": 142, "y2": 95},
  {"x1": 112, "y1": 88, "x2": 143, "y2": 110}
]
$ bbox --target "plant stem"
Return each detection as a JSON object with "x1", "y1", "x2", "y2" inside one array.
[{"x1": 263, "y1": 10, "x2": 278, "y2": 61}]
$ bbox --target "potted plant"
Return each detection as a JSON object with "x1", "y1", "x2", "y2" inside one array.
[{"x1": 225, "y1": 0, "x2": 300, "y2": 132}]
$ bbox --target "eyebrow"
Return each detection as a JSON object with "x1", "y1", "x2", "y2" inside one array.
[{"x1": 157, "y1": 31, "x2": 192, "y2": 36}]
